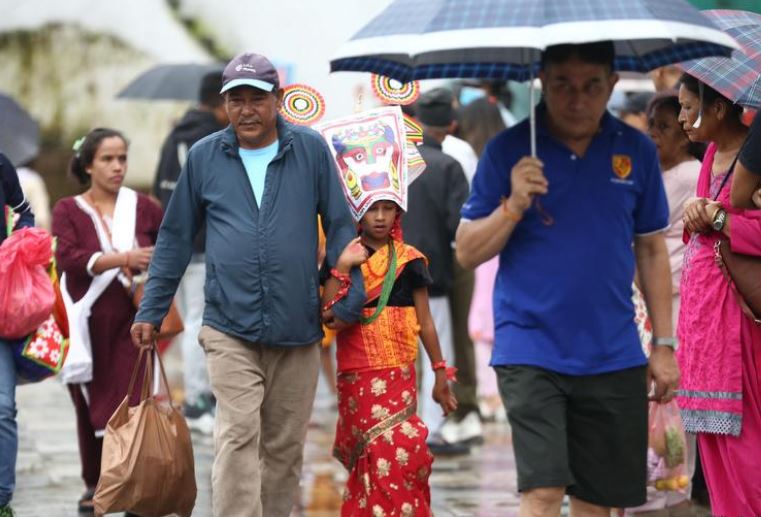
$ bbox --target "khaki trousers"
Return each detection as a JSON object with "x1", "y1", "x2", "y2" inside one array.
[{"x1": 199, "y1": 326, "x2": 320, "y2": 517}]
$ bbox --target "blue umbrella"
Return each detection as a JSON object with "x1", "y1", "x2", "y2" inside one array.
[
  {"x1": 331, "y1": 0, "x2": 737, "y2": 82},
  {"x1": 680, "y1": 10, "x2": 761, "y2": 109},
  {"x1": 331, "y1": 0, "x2": 738, "y2": 155}
]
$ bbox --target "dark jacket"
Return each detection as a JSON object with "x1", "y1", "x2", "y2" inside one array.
[
  {"x1": 1, "y1": 153, "x2": 34, "y2": 244},
  {"x1": 136, "y1": 117, "x2": 365, "y2": 346},
  {"x1": 402, "y1": 135, "x2": 469, "y2": 296},
  {"x1": 153, "y1": 109, "x2": 224, "y2": 255}
]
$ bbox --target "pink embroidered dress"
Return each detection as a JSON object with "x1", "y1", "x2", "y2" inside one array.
[{"x1": 676, "y1": 143, "x2": 761, "y2": 515}]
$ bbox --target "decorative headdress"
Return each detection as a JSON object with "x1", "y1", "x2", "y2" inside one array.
[
  {"x1": 315, "y1": 106, "x2": 426, "y2": 221},
  {"x1": 371, "y1": 74, "x2": 420, "y2": 106},
  {"x1": 279, "y1": 83, "x2": 326, "y2": 126}
]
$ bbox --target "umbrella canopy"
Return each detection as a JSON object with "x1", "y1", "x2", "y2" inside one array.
[
  {"x1": 0, "y1": 94, "x2": 39, "y2": 167},
  {"x1": 331, "y1": 0, "x2": 738, "y2": 82},
  {"x1": 680, "y1": 10, "x2": 761, "y2": 108},
  {"x1": 117, "y1": 63, "x2": 224, "y2": 102}
]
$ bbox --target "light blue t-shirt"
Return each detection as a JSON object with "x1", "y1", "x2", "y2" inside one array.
[{"x1": 239, "y1": 140, "x2": 279, "y2": 206}]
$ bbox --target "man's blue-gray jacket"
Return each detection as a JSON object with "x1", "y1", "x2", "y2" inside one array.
[{"x1": 135, "y1": 117, "x2": 365, "y2": 346}]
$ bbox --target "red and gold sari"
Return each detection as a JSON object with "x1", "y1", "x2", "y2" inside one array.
[{"x1": 333, "y1": 240, "x2": 434, "y2": 516}]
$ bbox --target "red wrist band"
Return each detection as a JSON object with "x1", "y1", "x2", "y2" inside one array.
[
  {"x1": 330, "y1": 268, "x2": 351, "y2": 283},
  {"x1": 432, "y1": 360, "x2": 458, "y2": 382},
  {"x1": 322, "y1": 268, "x2": 352, "y2": 313}
]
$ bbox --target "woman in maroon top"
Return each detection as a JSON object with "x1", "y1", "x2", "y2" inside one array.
[{"x1": 51, "y1": 128, "x2": 162, "y2": 515}]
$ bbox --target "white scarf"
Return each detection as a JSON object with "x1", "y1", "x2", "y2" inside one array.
[{"x1": 60, "y1": 188, "x2": 137, "y2": 384}]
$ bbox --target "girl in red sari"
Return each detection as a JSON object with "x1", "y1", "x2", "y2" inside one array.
[{"x1": 323, "y1": 199, "x2": 457, "y2": 516}]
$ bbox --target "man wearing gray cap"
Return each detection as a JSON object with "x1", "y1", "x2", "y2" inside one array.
[{"x1": 131, "y1": 52, "x2": 364, "y2": 517}]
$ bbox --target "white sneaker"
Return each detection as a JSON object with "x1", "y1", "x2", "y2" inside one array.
[
  {"x1": 186, "y1": 412, "x2": 215, "y2": 436},
  {"x1": 493, "y1": 404, "x2": 507, "y2": 423},
  {"x1": 439, "y1": 411, "x2": 483, "y2": 445},
  {"x1": 457, "y1": 411, "x2": 484, "y2": 444}
]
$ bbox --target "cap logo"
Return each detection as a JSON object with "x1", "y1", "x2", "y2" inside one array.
[{"x1": 235, "y1": 63, "x2": 257, "y2": 74}]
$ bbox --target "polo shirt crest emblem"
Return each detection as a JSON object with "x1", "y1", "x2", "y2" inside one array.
[{"x1": 612, "y1": 154, "x2": 632, "y2": 179}]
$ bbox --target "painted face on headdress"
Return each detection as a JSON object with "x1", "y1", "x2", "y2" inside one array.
[
  {"x1": 317, "y1": 106, "x2": 422, "y2": 221},
  {"x1": 332, "y1": 122, "x2": 401, "y2": 200}
]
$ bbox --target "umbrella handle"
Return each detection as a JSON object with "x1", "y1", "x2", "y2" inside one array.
[
  {"x1": 529, "y1": 66, "x2": 553, "y2": 226},
  {"x1": 530, "y1": 66, "x2": 537, "y2": 158}
]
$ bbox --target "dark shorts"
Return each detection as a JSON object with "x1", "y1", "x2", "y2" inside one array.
[{"x1": 496, "y1": 365, "x2": 648, "y2": 508}]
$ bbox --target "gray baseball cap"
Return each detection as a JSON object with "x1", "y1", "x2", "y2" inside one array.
[{"x1": 220, "y1": 52, "x2": 280, "y2": 94}]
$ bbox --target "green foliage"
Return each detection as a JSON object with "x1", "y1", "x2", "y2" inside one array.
[
  {"x1": 687, "y1": 0, "x2": 761, "y2": 12},
  {"x1": 664, "y1": 426, "x2": 685, "y2": 468}
]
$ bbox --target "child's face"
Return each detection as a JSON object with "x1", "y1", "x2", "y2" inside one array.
[{"x1": 360, "y1": 200, "x2": 399, "y2": 242}]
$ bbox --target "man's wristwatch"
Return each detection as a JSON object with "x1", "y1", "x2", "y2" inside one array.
[
  {"x1": 712, "y1": 208, "x2": 727, "y2": 231},
  {"x1": 654, "y1": 337, "x2": 678, "y2": 350}
]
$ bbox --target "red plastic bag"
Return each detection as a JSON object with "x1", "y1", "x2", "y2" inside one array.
[
  {"x1": 646, "y1": 400, "x2": 689, "y2": 492},
  {"x1": 0, "y1": 227, "x2": 55, "y2": 338}
]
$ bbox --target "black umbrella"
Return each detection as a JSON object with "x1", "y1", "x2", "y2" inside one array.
[
  {"x1": 117, "y1": 63, "x2": 225, "y2": 102},
  {"x1": 0, "y1": 93, "x2": 39, "y2": 167}
]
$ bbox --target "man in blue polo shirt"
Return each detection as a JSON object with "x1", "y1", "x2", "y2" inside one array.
[{"x1": 456, "y1": 42, "x2": 680, "y2": 515}]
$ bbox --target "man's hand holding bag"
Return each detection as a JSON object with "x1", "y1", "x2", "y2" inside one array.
[{"x1": 93, "y1": 346, "x2": 196, "y2": 517}]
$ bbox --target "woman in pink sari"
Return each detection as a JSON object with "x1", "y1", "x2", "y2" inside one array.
[{"x1": 677, "y1": 74, "x2": 761, "y2": 515}]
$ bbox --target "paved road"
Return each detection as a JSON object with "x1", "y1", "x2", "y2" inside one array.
[{"x1": 12, "y1": 350, "x2": 520, "y2": 517}]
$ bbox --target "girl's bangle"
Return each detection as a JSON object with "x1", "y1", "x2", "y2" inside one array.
[
  {"x1": 322, "y1": 268, "x2": 352, "y2": 313},
  {"x1": 432, "y1": 360, "x2": 458, "y2": 382},
  {"x1": 330, "y1": 268, "x2": 351, "y2": 283}
]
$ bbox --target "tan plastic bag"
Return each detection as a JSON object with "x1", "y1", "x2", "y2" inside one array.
[{"x1": 93, "y1": 347, "x2": 196, "y2": 517}]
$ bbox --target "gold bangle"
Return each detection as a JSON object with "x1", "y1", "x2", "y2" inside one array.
[{"x1": 500, "y1": 197, "x2": 522, "y2": 222}]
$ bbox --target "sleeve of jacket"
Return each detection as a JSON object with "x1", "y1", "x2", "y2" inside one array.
[
  {"x1": 135, "y1": 152, "x2": 203, "y2": 327},
  {"x1": 317, "y1": 139, "x2": 365, "y2": 323},
  {"x1": 447, "y1": 160, "x2": 469, "y2": 240},
  {"x1": 1, "y1": 153, "x2": 34, "y2": 229}
]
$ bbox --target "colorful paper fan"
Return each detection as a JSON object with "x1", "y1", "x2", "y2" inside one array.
[
  {"x1": 403, "y1": 114, "x2": 423, "y2": 145},
  {"x1": 371, "y1": 74, "x2": 420, "y2": 106},
  {"x1": 407, "y1": 142, "x2": 426, "y2": 184},
  {"x1": 279, "y1": 84, "x2": 326, "y2": 125}
]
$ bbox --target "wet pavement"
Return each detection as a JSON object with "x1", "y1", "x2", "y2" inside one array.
[{"x1": 11, "y1": 348, "x2": 521, "y2": 517}]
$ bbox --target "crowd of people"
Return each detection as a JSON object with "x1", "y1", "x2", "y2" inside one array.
[{"x1": 0, "y1": 40, "x2": 760, "y2": 517}]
